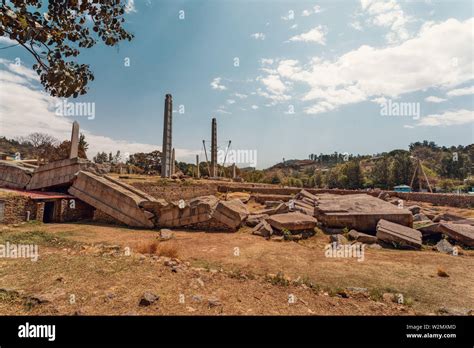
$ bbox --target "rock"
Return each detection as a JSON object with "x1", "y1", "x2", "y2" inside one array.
[
  {"x1": 407, "y1": 205, "x2": 421, "y2": 215},
  {"x1": 376, "y1": 219, "x2": 422, "y2": 249},
  {"x1": 437, "y1": 307, "x2": 471, "y2": 316},
  {"x1": 266, "y1": 212, "x2": 317, "y2": 232},
  {"x1": 264, "y1": 201, "x2": 284, "y2": 208},
  {"x1": 159, "y1": 229, "x2": 174, "y2": 241},
  {"x1": 139, "y1": 292, "x2": 159, "y2": 306},
  {"x1": 322, "y1": 227, "x2": 346, "y2": 235},
  {"x1": 413, "y1": 213, "x2": 431, "y2": 222},
  {"x1": 330, "y1": 234, "x2": 348, "y2": 245},
  {"x1": 433, "y1": 213, "x2": 465, "y2": 223},
  {"x1": 270, "y1": 235, "x2": 284, "y2": 242},
  {"x1": 246, "y1": 214, "x2": 269, "y2": 227},
  {"x1": 435, "y1": 239, "x2": 455, "y2": 254},
  {"x1": 438, "y1": 223, "x2": 474, "y2": 247},
  {"x1": 368, "y1": 243, "x2": 383, "y2": 249},
  {"x1": 208, "y1": 297, "x2": 222, "y2": 308},
  {"x1": 348, "y1": 230, "x2": 377, "y2": 244},
  {"x1": 252, "y1": 220, "x2": 273, "y2": 238},
  {"x1": 157, "y1": 195, "x2": 218, "y2": 228},
  {"x1": 191, "y1": 295, "x2": 203, "y2": 303},
  {"x1": 211, "y1": 199, "x2": 249, "y2": 230},
  {"x1": 377, "y1": 191, "x2": 390, "y2": 201},
  {"x1": 416, "y1": 222, "x2": 441, "y2": 237}
]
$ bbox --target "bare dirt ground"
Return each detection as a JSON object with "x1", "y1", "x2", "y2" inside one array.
[{"x1": 1, "y1": 212, "x2": 473, "y2": 316}]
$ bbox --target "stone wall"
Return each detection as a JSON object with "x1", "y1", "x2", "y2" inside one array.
[
  {"x1": 217, "y1": 185, "x2": 474, "y2": 208},
  {"x1": 0, "y1": 194, "x2": 46, "y2": 224},
  {"x1": 130, "y1": 181, "x2": 220, "y2": 201}
]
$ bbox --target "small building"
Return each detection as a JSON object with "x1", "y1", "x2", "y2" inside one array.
[
  {"x1": 393, "y1": 184, "x2": 412, "y2": 192},
  {"x1": 0, "y1": 188, "x2": 94, "y2": 224}
]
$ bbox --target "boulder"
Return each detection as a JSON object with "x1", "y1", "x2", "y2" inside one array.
[
  {"x1": 211, "y1": 199, "x2": 249, "y2": 230},
  {"x1": 139, "y1": 292, "x2": 159, "y2": 306},
  {"x1": 438, "y1": 223, "x2": 474, "y2": 247},
  {"x1": 266, "y1": 212, "x2": 317, "y2": 232},
  {"x1": 376, "y1": 219, "x2": 422, "y2": 249},
  {"x1": 246, "y1": 214, "x2": 269, "y2": 227},
  {"x1": 252, "y1": 220, "x2": 273, "y2": 238},
  {"x1": 159, "y1": 229, "x2": 174, "y2": 241},
  {"x1": 435, "y1": 239, "x2": 455, "y2": 254},
  {"x1": 348, "y1": 230, "x2": 377, "y2": 244}
]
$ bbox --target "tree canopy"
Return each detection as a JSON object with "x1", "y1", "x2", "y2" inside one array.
[{"x1": 0, "y1": 0, "x2": 133, "y2": 97}]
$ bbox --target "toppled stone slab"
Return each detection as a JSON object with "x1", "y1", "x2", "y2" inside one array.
[
  {"x1": 315, "y1": 194, "x2": 413, "y2": 233},
  {"x1": 407, "y1": 205, "x2": 421, "y2": 215},
  {"x1": 266, "y1": 212, "x2": 317, "y2": 232},
  {"x1": 157, "y1": 195, "x2": 218, "y2": 228},
  {"x1": 251, "y1": 194, "x2": 292, "y2": 204},
  {"x1": 438, "y1": 223, "x2": 474, "y2": 247},
  {"x1": 0, "y1": 161, "x2": 33, "y2": 189},
  {"x1": 255, "y1": 202, "x2": 289, "y2": 216},
  {"x1": 433, "y1": 213, "x2": 465, "y2": 223},
  {"x1": 27, "y1": 158, "x2": 107, "y2": 190},
  {"x1": 211, "y1": 199, "x2": 249, "y2": 230},
  {"x1": 252, "y1": 220, "x2": 273, "y2": 238},
  {"x1": 348, "y1": 230, "x2": 378, "y2": 244},
  {"x1": 68, "y1": 171, "x2": 154, "y2": 228},
  {"x1": 376, "y1": 219, "x2": 422, "y2": 249}
]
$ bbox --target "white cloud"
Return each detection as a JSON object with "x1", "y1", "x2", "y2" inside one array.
[
  {"x1": 215, "y1": 108, "x2": 231, "y2": 115},
  {"x1": 359, "y1": 0, "x2": 411, "y2": 43},
  {"x1": 350, "y1": 21, "x2": 363, "y2": 31},
  {"x1": 446, "y1": 86, "x2": 474, "y2": 97},
  {"x1": 302, "y1": 5, "x2": 322, "y2": 16},
  {"x1": 281, "y1": 11, "x2": 295, "y2": 21},
  {"x1": 210, "y1": 77, "x2": 227, "y2": 91},
  {"x1": 251, "y1": 105, "x2": 259, "y2": 110},
  {"x1": 227, "y1": 99, "x2": 236, "y2": 104},
  {"x1": 289, "y1": 26, "x2": 327, "y2": 44},
  {"x1": 0, "y1": 59, "x2": 197, "y2": 160},
  {"x1": 290, "y1": 24, "x2": 298, "y2": 30},
  {"x1": 415, "y1": 109, "x2": 474, "y2": 127},
  {"x1": 263, "y1": 18, "x2": 473, "y2": 115},
  {"x1": 251, "y1": 33, "x2": 266, "y2": 40},
  {"x1": 233, "y1": 93, "x2": 248, "y2": 99},
  {"x1": 0, "y1": 36, "x2": 17, "y2": 46},
  {"x1": 425, "y1": 96, "x2": 447, "y2": 103},
  {"x1": 125, "y1": 0, "x2": 137, "y2": 14}
]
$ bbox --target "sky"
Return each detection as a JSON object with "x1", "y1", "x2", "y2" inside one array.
[{"x1": 0, "y1": 0, "x2": 473, "y2": 169}]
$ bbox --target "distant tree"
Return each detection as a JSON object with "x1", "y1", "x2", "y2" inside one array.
[
  {"x1": 0, "y1": 0, "x2": 134, "y2": 97},
  {"x1": 342, "y1": 161, "x2": 363, "y2": 189},
  {"x1": 93, "y1": 151, "x2": 108, "y2": 164}
]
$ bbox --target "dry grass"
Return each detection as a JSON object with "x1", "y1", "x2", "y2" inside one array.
[
  {"x1": 157, "y1": 242, "x2": 179, "y2": 258},
  {"x1": 135, "y1": 240, "x2": 158, "y2": 254}
]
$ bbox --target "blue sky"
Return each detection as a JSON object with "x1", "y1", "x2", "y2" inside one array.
[{"x1": 0, "y1": 0, "x2": 473, "y2": 168}]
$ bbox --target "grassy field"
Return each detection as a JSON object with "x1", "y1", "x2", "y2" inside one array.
[{"x1": 0, "y1": 220, "x2": 472, "y2": 316}]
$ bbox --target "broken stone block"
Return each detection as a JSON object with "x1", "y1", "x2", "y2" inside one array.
[
  {"x1": 246, "y1": 214, "x2": 269, "y2": 227},
  {"x1": 435, "y1": 239, "x2": 455, "y2": 254},
  {"x1": 159, "y1": 229, "x2": 174, "y2": 241},
  {"x1": 376, "y1": 219, "x2": 422, "y2": 249},
  {"x1": 264, "y1": 200, "x2": 284, "y2": 208},
  {"x1": 348, "y1": 230, "x2": 377, "y2": 244},
  {"x1": 407, "y1": 205, "x2": 421, "y2": 215},
  {"x1": 157, "y1": 195, "x2": 218, "y2": 228},
  {"x1": 433, "y1": 213, "x2": 465, "y2": 223},
  {"x1": 438, "y1": 223, "x2": 474, "y2": 247},
  {"x1": 266, "y1": 212, "x2": 317, "y2": 232},
  {"x1": 211, "y1": 199, "x2": 249, "y2": 230},
  {"x1": 252, "y1": 220, "x2": 273, "y2": 238},
  {"x1": 413, "y1": 213, "x2": 431, "y2": 222}
]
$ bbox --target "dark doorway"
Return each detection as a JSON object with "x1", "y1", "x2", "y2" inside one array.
[{"x1": 43, "y1": 202, "x2": 56, "y2": 223}]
